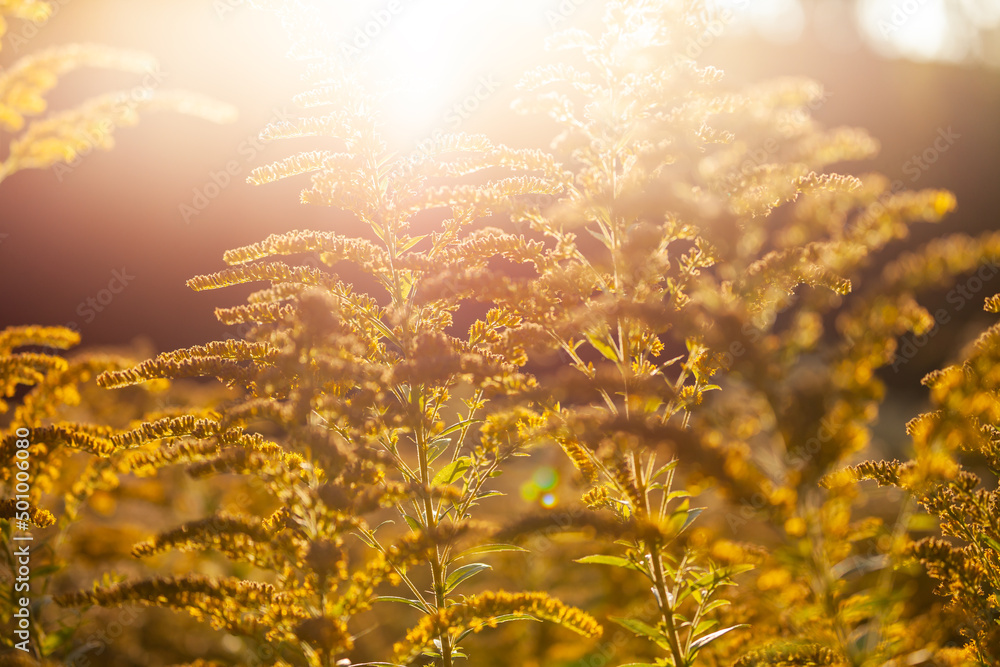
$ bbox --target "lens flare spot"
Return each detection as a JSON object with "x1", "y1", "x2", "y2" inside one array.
[{"x1": 533, "y1": 466, "x2": 559, "y2": 491}]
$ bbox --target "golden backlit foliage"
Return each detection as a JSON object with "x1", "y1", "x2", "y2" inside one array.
[{"x1": 3, "y1": 1, "x2": 1000, "y2": 666}]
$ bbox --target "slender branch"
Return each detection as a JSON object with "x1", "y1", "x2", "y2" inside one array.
[
  {"x1": 414, "y1": 387, "x2": 453, "y2": 667},
  {"x1": 633, "y1": 452, "x2": 687, "y2": 667}
]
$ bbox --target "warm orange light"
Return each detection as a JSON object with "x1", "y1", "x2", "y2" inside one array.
[{"x1": 312, "y1": 0, "x2": 553, "y2": 136}]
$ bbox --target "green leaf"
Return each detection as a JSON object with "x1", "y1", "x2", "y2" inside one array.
[
  {"x1": 690, "y1": 624, "x2": 747, "y2": 652},
  {"x1": 720, "y1": 563, "x2": 755, "y2": 578},
  {"x1": 666, "y1": 506, "x2": 704, "y2": 538},
  {"x1": 398, "y1": 234, "x2": 427, "y2": 253},
  {"x1": 982, "y1": 534, "x2": 1000, "y2": 553},
  {"x1": 575, "y1": 554, "x2": 645, "y2": 573},
  {"x1": 585, "y1": 330, "x2": 621, "y2": 362},
  {"x1": 31, "y1": 563, "x2": 62, "y2": 579},
  {"x1": 610, "y1": 617, "x2": 672, "y2": 651},
  {"x1": 490, "y1": 613, "x2": 539, "y2": 623},
  {"x1": 692, "y1": 619, "x2": 718, "y2": 636},
  {"x1": 444, "y1": 562, "x2": 491, "y2": 594},
  {"x1": 353, "y1": 531, "x2": 378, "y2": 549},
  {"x1": 700, "y1": 598, "x2": 732, "y2": 614},
  {"x1": 584, "y1": 226, "x2": 613, "y2": 249},
  {"x1": 454, "y1": 543, "x2": 528, "y2": 561},
  {"x1": 432, "y1": 456, "x2": 472, "y2": 487},
  {"x1": 376, "y1": 595, "x2": 429, "y2": 612},
  {"x1": 651, "y1": 460, "x2": 679, "y2": 480},
  {"x1": 366, "y1": 315, "x2": 402, "y2": 349},
  {"x1": 681, "y1": 507, "x2": 704, "y2": 533},
  {"x1": 436, "y1": 418, "x2": 484, "y2": 439},
  {"x1": 398, "y1": 272, "x2": 415, "y2": 300},
  {"x1": 402, "y1": 514, "x2": 423, "y2": 532},
  {"x1": 425, "y1": 438, "x2": 451, "y2": 465},
  {"x1": 40, "y1": 625, "x2": 76, "y2": 655}
]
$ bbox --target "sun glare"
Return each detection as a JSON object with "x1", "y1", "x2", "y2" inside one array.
[
  {"x1": 748, "y1": 0, "x2": 806, "y2": 44},
  {"x1": 857, "y1": 0, "x2": 953, "y2": 61},
  {"x1": 310, "y1": 0, "x2": 548, "y2": 139}
]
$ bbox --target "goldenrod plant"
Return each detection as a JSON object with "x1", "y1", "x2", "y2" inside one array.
[
  {"x1": 54, "y1": 3, "x2": 602, "y2": 666},
  {"x1": 494, "y1": 0, "x2": 969, "y2": 664},
  {"x1": 842, "y1": 235, "x2": 1000, "y2": 666},
  {"x1": 5, "y1": 0, "x2": 998, "y2": 666},
  {"x1": 0, "y1": 2, "x2": 235, "y2": 663},
  {"x1": 0, "y1": 326, "x2": 218, "y2": 666}
]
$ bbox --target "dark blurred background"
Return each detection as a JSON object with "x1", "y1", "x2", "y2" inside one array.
[{"x1": 0, "y1": 0, "x2": 998, "y2": 399}]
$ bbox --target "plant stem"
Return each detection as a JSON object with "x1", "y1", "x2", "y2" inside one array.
[
  {"x1": 415, "y1": 391, "x2": 453, "y2": 667},
  {"x1": 378, "y1": 149, "x2": 452, "y2": 667},
  {"x1": 633, "y1": 452, "x2": 687, "y2": 667},
  {"x1": 648, "y1": 549, "x2": 688, "y2": 667}
]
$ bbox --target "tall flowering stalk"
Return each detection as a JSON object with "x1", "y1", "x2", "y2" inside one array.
[
  {"x1": 487, "y1": 1, "x2": 968, "y2": 664},
  {"x1": 55, "y1": 4, "x2": 601, "y2": 666}
]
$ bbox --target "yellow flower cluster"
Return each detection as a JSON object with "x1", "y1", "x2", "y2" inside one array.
[{"x1": 393, "y1": 590, "x2": 602, "y2": 664}]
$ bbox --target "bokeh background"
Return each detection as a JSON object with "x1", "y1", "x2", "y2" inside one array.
[
  {"x1": 1, "y1": 0, "x2": 998, "y2": 422},
  {"x1": 2, "y1": 3, "x2": 999, "y2": 663}
]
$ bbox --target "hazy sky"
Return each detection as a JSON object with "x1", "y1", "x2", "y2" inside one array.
[{"x1": 1, "y1": 0, "x2": 997, "y2": 368}]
